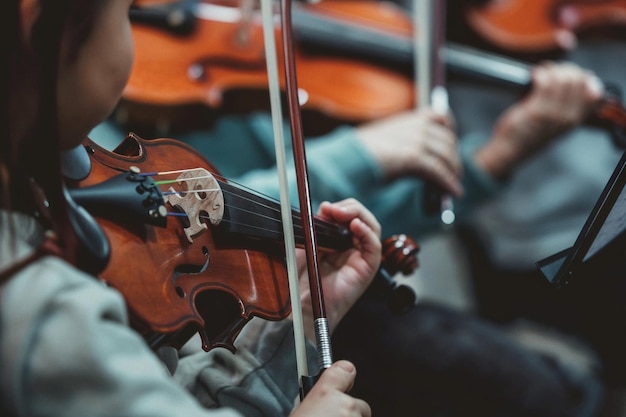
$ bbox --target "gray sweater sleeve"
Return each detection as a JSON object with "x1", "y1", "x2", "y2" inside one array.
[
  {"x1": 175, "y1": 318, "x2": 319, "y2": 417},
  {"x1": 0, "y1": 255, "x2": 242, "y2": 417}
]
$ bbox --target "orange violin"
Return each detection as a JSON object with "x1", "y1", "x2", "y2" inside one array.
[{"x1": 119, "y1": 0, "x2": 413, "y2": 135}]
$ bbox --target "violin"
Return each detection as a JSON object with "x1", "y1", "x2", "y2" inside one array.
[
  {"x1": 290, "y1": 0, "x2": 626, "y2": 146},
  {"x1": 122, "y1": 0, "x2": 626, "y2": 146},
  {"x1": 69, "y1": 134, "x2": 419, "y2": 351},
  {"x1": 463, "y1": 0, "x2": 626, "y2": 53},
  {"x1": 119, "y1": 0, "x2": 413, "y2": 136}
]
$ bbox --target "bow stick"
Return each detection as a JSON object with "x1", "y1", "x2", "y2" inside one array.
[
  {"x1": 414, "y1": 0, "x2": 455, "y2": 225},
  {"x1": 260, "y1": 0, "x2": 331, "y2": 398},
  {"x1": 259, "y1": 0, "x2": 309, "y2": 386}
]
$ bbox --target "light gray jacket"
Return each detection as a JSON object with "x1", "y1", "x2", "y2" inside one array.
[{"x1": 0, "y1": 213, "x2": 314, "y2": 417}]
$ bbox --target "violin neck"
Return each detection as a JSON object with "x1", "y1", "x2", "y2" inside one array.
[
  {"x1": 217, "y1": 180, "x2": 353, "y2": 251},
  {"x1": 292, "y1": 5, "x2": 532, "y2": 89}
]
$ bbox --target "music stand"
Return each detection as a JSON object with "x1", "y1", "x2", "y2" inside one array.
[{"x1": 537, "y1": 149, "x2": 626, "y2": 287}]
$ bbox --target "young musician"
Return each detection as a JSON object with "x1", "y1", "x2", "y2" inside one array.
[{"x1": 0, "y1": 1, "x2": 382, "y2": 416}]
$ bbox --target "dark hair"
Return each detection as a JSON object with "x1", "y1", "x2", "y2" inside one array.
[
  {"x1": 0, "y1": 0, "x2": 23, "y2": 214},
  {"x1": 1, "y1": 0, "x2": 103, "y2": 254}
]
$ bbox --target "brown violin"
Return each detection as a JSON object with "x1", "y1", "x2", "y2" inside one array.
[
  {"x1": 69, "y1": 134, "x2": 419, "y2": 351},
  {"x1": 119, "y1": 0, "x2": 413, "y2": 135},
  {"x1": 122, "y1": 0, "x2": 626, "y2": 147},
  {"x1": 463, "y1": 0, "x2": 626, "y2": 53},
  {"x1": 294, "y1": 0, "x2": 626, "y2": 146}
]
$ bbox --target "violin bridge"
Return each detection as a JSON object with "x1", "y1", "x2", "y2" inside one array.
[{"x1": 164, "y1": 168, "x2": 224, "y2": 243}]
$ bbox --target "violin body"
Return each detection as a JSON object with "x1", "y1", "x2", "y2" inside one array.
[
  {"x1": 121, "y1": 0, "x2": 413, "y2": 135},
  {"x1": 73, "y1": 133, "x2": 424, "y2": 352},
  {"x1": 74, "y1": 135, "x2": 291, "y2": 352},
  {"x1": 464, "y1": 0, "x2": 626, "y2": 53}
]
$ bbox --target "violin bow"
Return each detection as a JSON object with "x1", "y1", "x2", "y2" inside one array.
[
  {"x1": 414, "y1": 0, "x2": 432, "y2": 112},
  {"x1": 414, "y1": 0, "x2": 455, "y2": 225},
  {"x1": 260, "y1": 0, "x2": 331, "y2": 398}
]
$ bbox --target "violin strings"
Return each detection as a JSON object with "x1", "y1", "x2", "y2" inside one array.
[
  {"x1": 167, "y1": 212, "x2": 188, "y2": 217},
  {"x1": 166, "y1": 195, "x2": 340, "y2": 237},
  {"x1": 162, "y1": 187, "x2": 221, "y2": 196},
  {"x1": 149, "y1": 167, "x2": 297, "y2": 211},
  {"x1": 165, "y1": 211, "x2": 345, "y2": 243},
  {"x1": 214, "y1": 177, "x2": 345, "y2": 234},
  {"x1": 164, "y1": 191, "x2": 344, "y2": 241},
  {"x1": 152, "y1": 169, "x2": 347, "y2": 239},
  {"x1": 154, "y1": 175, "x2": 216, "y2": 186},
  {"x1": 139, "y1": 167, "x2": 204, "y2": 177},
  {"x1": 217, "y1": 186, "x2": 346, "y2": 238}
]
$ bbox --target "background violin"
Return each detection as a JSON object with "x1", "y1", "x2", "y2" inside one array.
[
  {"x1": 119, "y1": 0, "x2": 413, "y2": 136},
  {"x1": 292, "y1": 0, "x2": 626, "y2": 146},
  {"x1": 120, "y1": 0, "x2": 626, "y2": 146},
  {"x1": 463, "y1": 0, "x2": 626, "y2": 53},
  {"x1": 71, "y1": 134, "x2": 420, "y2": 351}
]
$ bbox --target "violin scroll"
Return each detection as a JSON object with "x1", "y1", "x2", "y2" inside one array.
[
  {"x1": 382, "y1": 234, "x2": 420, "y2": 275},
  {"x1": 373, "y1": 234, "x2": 420, "y2": 314}
]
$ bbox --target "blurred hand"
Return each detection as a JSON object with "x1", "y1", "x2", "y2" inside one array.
[
  {"x1": 475, "y1": 61, "x2": 603, "y2": 179},
  {"x1": 297, "y1": 198, "x2": 381, "y2": 340},
  {"x1": 355, "y1": 108, "x2": 463, "y2": 198},
  {"x1": 290, "y1": 361, "x2": 371, "y2": 417}
]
